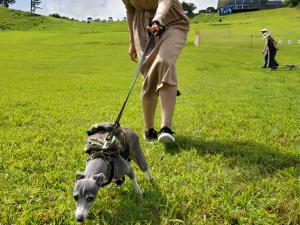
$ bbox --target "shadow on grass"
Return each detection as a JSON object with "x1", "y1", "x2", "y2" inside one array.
[
  {"x1": 165, "y1": 135, "x2": 300, "y2": 175},
  {"x1": 89, "y1": 181, "x2": 166, "y2": 224}
]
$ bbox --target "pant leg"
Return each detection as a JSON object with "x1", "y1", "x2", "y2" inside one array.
[
  {"x1": 269, "y1": 50, "x2": 277, "y2": 68},
  {"x1": 264, "y1": 52, "x2": 268, "y2": 66}
]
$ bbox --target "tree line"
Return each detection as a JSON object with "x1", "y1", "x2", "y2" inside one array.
[
  {"x1": 0, "y1": 1, "x2": 198, "y2": 16},
  {"x1": 0, "y1": 0, "x2": 41, "y2": 13},
  {"x1": 2, "y1": 0, "x2": 298, "y2": 19},
  {"x1": 1, "y1": 1, "x2": 208, "y2": 18},
  {"x1": 284, "y1": 0, "x2": 299, "y2": 7}
]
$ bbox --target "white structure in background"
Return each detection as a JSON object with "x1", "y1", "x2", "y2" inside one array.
[
  {"x1": 108, "y1": 17, "x2": 113, "y2": 21},
  {"x1": 298, "y1": 40, "x2": 300, "y2": 45},
  {"x1": 288, "y1": 40, "x2": 292, "y2": 45},
  {"x1": 278, "y1": 39, "x2": 282, "y2": 45}
]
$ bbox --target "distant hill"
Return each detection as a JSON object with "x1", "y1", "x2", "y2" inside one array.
[
  {"x1": 191, "y1": 7, "x2": 300, "y2": 25},
  {"x1": 190, "y1": 8, "x2": 300, "y2": 38},
  {"x1": 0, "y1": 7, "x2": 78, "y2": 31},
  {"x1": 1, "y1": 6, "x2": 299, "y2": 34},
  {"x1": 0, "y1": 7, "x2": 127, "y2": 32}
]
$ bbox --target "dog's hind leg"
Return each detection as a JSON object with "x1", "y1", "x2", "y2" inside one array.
[
  {"x1": 145, "y1": 168, "x2": 154, "y2": 181},
  {"x1": 132, "y1": 145, "x2": 154, "y2": 181},
  {"x1": 126, "y1": 130, "x2": 154, "y2": 181},
  {"x1": 127, "y1": 163, "x2": 143, "y2": 196}
]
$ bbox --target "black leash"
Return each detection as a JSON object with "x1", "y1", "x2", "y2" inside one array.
[{"x1": 105, "y1": 32, "x2": 155, "y2": 142}]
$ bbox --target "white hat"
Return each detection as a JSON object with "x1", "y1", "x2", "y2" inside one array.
[
  {"x1": 263, "y1": 32, "x2": 270, "y2": 39},
  {"x1": 261, "y1": 28, "x2": 268, "y2": 33}
]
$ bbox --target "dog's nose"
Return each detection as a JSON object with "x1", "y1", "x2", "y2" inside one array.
[{"x1": 76, "y1": 215, "x2": 84, "y2": 223}]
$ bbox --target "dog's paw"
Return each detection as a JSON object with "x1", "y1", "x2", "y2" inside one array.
[
  {"x1": 146, "y1": 169, "x2": 154, "y2": 181},
  {"x1": 137, "y1": 191, "x2": 144, "y2": 198}
]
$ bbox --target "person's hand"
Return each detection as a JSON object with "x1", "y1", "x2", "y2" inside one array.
[
  {"x1": 146, "y1": 22, "x2": 160, "y2": 33},
  {"x1": 129, "y1": 44, "x2": 137, "y2": 63},
  {"x1": 146, "y1": 20, "x2": 165, "y2": 35},
  {"x1": 262, "y1": 51, "x2": 265, "y2": 54}
]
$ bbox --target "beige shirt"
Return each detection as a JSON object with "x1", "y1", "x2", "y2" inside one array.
[{"x1": 122, "y1": 0, "x2": 188, "y2": 25}]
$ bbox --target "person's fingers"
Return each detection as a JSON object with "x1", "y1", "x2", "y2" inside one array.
[
  {"x1": 146, "y1": 24, "x2": 160, "y2": 33},
  {"x1": 130, "y1": 52, "x2": 137, "y2": 63},
  {"x1": 131, "y1": 56, "x2": 137, "y2": 62},
  {"x1": 146, "y1": 26, "x2": 153, "y2": 32},
  {"x1": 152, "y1": 25, "x2": 160, "y2": 32}
]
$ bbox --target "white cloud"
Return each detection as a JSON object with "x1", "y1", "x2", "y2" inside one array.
[
  {"x1": 46, "y1": 0, "x2": 127, "y2": 20},
  {"x1": 45, "y1": 0, "x2": 218, "y2": 20},
  {"x1": 189, "y1": 0, "x2": 218, "y2": 10}
]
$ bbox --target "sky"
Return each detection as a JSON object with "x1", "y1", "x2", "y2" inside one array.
[{"x1": 11, "y1": 0, "x2": 218, "y2": 21}]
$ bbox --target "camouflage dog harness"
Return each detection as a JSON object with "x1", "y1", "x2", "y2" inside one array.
[
  {"x1": 84, "y1": 122, "x2": 130, "y2": 186},
  {"x1": 85, "y1": 122, "x2": 130, "y2": 160}
]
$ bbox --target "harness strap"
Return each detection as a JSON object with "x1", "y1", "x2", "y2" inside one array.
[
  {"x1": 100, "y1": 159, "x2": 114, "y2": 187},
  {"x1": 118, "y1": 128, "x2": 131, "y2": 161},
  {"x1": 120, "y1": 143, "x2": 131, "y2": 162}
]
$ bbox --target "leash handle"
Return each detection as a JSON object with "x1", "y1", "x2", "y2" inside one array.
[{"x1": 106, "y1": 33, "x2": 155, "y2": 142}]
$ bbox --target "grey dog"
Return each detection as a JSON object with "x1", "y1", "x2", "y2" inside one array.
[
  {"x1": 73, "y1": 124, "x2": 153, "y2": 223},
  {"x1": 285, "y1": 64, "x2": 298, "y2": 71}
]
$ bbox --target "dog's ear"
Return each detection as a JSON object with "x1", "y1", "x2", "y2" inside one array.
[
  {"x1": 76, "y1": 172, "x2": 85, "y2": 181},
  {"x1": 93, "y1": 173, "x2": 106, "y2": 186}
]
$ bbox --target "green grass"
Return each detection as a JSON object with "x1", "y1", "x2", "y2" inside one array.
[{"x1": 0, "y1": 6, "x2": 300, "y2": 224}]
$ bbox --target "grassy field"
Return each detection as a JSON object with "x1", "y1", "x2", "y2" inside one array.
[{"x1": 0, "y1": 6, "x2": 300, "y2": 224}]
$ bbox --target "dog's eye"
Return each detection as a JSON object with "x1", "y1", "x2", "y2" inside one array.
[
  {"x1": 73, "y1": 195, "x2": 79, "y2": 201},
  {"x1": 87, "y1": 196, "x2": 94, "y2": 202}
]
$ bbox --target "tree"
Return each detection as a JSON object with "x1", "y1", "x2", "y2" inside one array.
[
  {"x1": 0, "y1": 0, "x2": 16, "y2": 8},
  {"x1": 284, "y1": 0, "x2": 299, "y2": 7},
  {"x1": 31, "y1": 0, "x2": 42, "y2": 13},
  {"x1": 181, "y1": 1, "x2": 197, "y2": 18},
  {"x1": 206, "y1": 7, "x2": 217, "y2": 13}
]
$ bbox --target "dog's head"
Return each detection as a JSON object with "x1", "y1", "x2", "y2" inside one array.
[{"x1": 73, "y1": 172, "x2": 107, "y2": 223}]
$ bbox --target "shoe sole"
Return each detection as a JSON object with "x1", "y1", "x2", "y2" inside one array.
[{"x1": 158, "y1": 133, "x2": 175, "y2": 144}]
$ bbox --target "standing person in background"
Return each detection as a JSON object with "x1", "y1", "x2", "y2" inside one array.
[
  {"x1": 262, "y1": 32, "x2": 279, "y2": 70},
  {"x1": 195, "y1": 30, "x2": 200, "y2": 47},
  {"x1": 260, "y1": 28, "x2": 269, "y2": 68},
  {"x1": 122, "y1": 0, "x2": 189, "y2": 144}
]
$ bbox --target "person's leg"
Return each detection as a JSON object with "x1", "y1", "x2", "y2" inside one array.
[
  {"x1": 269, "y1": 50, "x2": 277, "y2": 69},
  {"x1": 159, "y1": 84, "x2": 177, "y2": 129},
  {"x1": 263, "y1": 52, "x2": 268, "y2": 67},
  {"x1": 274, "y1": 51, "x2": 279, "y2": 67},
  {"x1": 141, "y1": 94, "x2": 158, "y2": 131},
  {"x1": 156, "y1": 84, "x2": 177, "y2": 144},
  {"x1": 266, "y1": 49, "x2": 270, "y2": 68}
]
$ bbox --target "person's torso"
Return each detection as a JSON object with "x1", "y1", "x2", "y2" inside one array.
[
  {"x1": 129, "y1": 0, "x2": 158, "y2": 10},
  {"x1": 129, "y1": 0, "x2": 189, "y2": 26},
  {"x1": 267, "y1": 36, "x2": 276, "y2": 51}
]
